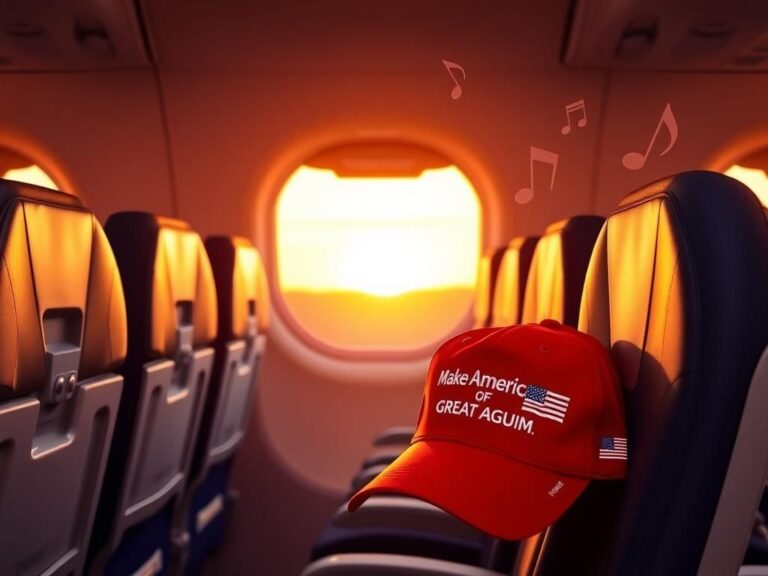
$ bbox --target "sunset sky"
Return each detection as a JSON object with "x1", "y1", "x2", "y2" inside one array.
[
  {"x1": 724, "y1": 165, "x2": 768, "y2": 207},
  {"x1": 276, "y1": 165, "x2": 481, "y2": 297},
  {"x1": 2, "y1": 164, "x2": 59, "y2": 190}
]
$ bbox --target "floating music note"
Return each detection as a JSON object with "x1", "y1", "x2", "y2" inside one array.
[
  {"x1": 442, "y1": 59, "x2": 466, "y2": 100},
  {"x1": 561, "y1": 99, "x2": 587, "y2": 135},
  {"x1": 622, "y1": 103, "x2": 679, "y2": 170},
  {"x1": 515, "y1": 146, "x2": 559, "y2": 205}
]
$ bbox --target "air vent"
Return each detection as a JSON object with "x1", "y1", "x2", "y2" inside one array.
[
  {"x1": 733, "y1": 29, "x2": 768, "y2": 66},
  {"x1": 0, "y1": 0, "x2": 149, "y2": 71},
  {"x1": 565, "y1": 0, "x2": 768, "y2": 71}
]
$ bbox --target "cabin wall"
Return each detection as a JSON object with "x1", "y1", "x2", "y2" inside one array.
[
  {"x1": 595, "y1": 71, "x2": 768, "y2": 215},
  {"x1": 0, "y1": 70, "x2": 174, "y2": 219}
]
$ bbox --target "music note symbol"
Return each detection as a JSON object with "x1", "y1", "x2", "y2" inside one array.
[
  {"x1": 515, "y1": 146, "x2": 559, "y2": 205},
  {"x1": 442, "y1": 59, "x2": 466, "y2": 100},
  {"x1": 561, "y1": 99, "x2": 587, "y2": 135},
  {"x1": 622, "y1": 103, "x2": 679, "y2": 170}
]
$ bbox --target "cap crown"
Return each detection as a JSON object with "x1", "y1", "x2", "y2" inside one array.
[{"x1": 414, "y1": 321, "x2": 626, "y2": 479}]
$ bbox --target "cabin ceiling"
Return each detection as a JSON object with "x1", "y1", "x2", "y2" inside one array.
[
  {"x1": 0, "y1": 0, "x2": 148, "y2": 70},
  {"x1": 0, "y1": 0, "x2": 572, "y2": 72},
  {"x1": 1, "y1": 1, "x2": 767, "y2": 73}
]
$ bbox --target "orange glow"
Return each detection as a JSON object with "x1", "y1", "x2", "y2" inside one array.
[
  {"x1": 724, "y1": 165, "x2": 768, "y2": 207},
  {"x1": 277, "y1": 166, "x2": 479, "y2": 297},
  {"x1": 2, "y1": 164, "x2": 59, "y2": 190},
  {"x1": 276, "y1": 164, "x2": 481, "y2": 349},
  {"x1": 473, "y1": 254, "x2": 493, "y2": 327}
]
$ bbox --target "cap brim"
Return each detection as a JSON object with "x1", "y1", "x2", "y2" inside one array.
[{"x1": 348, "y1": 439, "x2": 588, "y2": 541}]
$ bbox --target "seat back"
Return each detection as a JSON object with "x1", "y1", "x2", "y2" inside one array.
[
  {"x1": 488, "y1": 219, "x2": 600, "y2": 570},
  {"x1": 474, "y1": 246, "x2": 507, "y2": 328},
  {"x1": 0, "y1": 180, "x2": 126, "y2": 576},
  {"x1": 491, "y1": 237, "x2": 538, "y2": 327},
  {"x1": 528, "y1": 171, "x2": 768, "y2": 575},
  {"x1": 89, "y1": 212, "x2": 218, "y2": 569},
  {"x1": 520, "y1": 216, "x2": 603, "y2": 326},
  {"x1": 190, "y1": 236, "x2": 265, "y2": 483}
]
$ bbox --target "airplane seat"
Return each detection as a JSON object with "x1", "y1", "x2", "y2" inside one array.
[
  {"x1": 474, "y1": 245, "x2": 509, "y2": 328},
  {"x1": 300, "y1": 171, "x2": 768, "y2": 576},
  {"x1": 520, "y1": 215, "x2": 604, "y2": 326},
  {"x1": 479, "y1": 216, "x2": 604, "y2": 572},
  {"x1": 490, "y1": 236, "x2": 539, "y2": 328},
  {"x1": 87, "y1": 212, "x2": 218, "y2": 576},
  {"x1": 526, "y1": 170, "x2": 768, "y2": 576},
  {"x1": 0, "y1": 180, "x2": 127, "y2": 576},
  {"x1": 176, "y1": 236, "x2": 267, "y2": 576},
  {"x1": 306, "y1": 220, "x2": 603, "y2": 573}
]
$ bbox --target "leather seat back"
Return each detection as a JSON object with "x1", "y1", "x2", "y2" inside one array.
[
  {"x1": 491, "y1": 237, "x2": 538, "y2": 327},
  {"x1": 520, "y1": 215, "x2": 603, "y2": 326},
  {"x1": 177, "y1": 236, "x2": 269, "y2": 574},
  {"x1": 191, "y1": 235, "x2": 265, "y2": 482},
  {"x1": 528, "y1": 171, "x2": 768, "y2": 576},
  {"x1": 489, "y1": 219, "x2": 600, "y2": 571},
  {"x1": 89, "y1": 212, "x2": 218, "y2": 572},
  {"x1": 474, "y1": 246, "x2": 507, "y2": 328},
  {"x1": 0, "y1": 180, "x2": 126, "y2": 576}
]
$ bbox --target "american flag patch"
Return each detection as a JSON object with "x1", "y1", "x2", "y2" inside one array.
[
  {"x1": 599, "y1": 437, "x2": 627, "y2": 460},
  {"x1": 521, "y1": 385, "x2": 570, "y2": 423}
]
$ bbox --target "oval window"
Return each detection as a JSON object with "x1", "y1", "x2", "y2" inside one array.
[{"x1": 275, "y1": 142, "x2": 481, "y2": 352}]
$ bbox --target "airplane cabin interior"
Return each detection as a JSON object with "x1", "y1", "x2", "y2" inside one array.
[{"x1": 1, "y1": 1, "x2": 768, "y2": 575}]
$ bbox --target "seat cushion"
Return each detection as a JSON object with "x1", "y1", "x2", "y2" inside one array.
[
  {"x1": 103, "y1": 506, "x2": 172, "y2": 576},
  {"x1": 187, "y1": 461, "x2": 233, "y2": 576}
]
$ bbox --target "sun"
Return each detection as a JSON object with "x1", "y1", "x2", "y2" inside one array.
[{"x1": 334, "y1": 228, "x2": 429, "y2": 297}]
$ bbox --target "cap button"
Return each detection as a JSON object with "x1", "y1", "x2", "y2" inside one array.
[{"x1": 540, "y1": 319, "x2": 561, "y2": 329}]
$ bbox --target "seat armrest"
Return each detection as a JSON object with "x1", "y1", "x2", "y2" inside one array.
[
  {"x1": 302, "y1": 553, "x2": 505, "y2": 576},
  {"x1": 372, "y1": 426, "x2": 415, "y2": 447},
  {"x1": 334, "y1": 496, "x2": 481, "y2": 541}
]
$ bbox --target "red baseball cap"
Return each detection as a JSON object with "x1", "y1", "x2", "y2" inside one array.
[{"x1": 348, "y1": 320, "x2": 627, "y2": 540}]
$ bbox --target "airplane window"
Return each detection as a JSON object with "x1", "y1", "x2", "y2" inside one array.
[
  {"x1": 723, "y1": 149, "x2": 768, "y2": 207},
  {"x1": 0, "y1": 147, "x2": 60, "y2": 190},
  {"x1": 276, "y1": 147, "x2": 481, "y2": 352}
]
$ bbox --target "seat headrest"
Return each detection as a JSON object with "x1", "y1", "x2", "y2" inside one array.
[
  {"x1": 0, "y1": 180, "x2": 127, "y2": 399},
  {"x1": 105, "y1": 212, "x2": 217, "y2": 361},
  {"x1": 491, "y1": 236, "x2": 539, "y2": 327},
  {"x1": 540, "y1": 171, "x2": 768, "y2": 574},
  {"x1": 473, "y1": 246, "x2": 507, "y2": 328},
  {"x1": 205, "y1": 235, "x2": 268, "y2": 342},
  {"x1": 521, "y1": 215, "x2": 604, "y2": 326}
]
